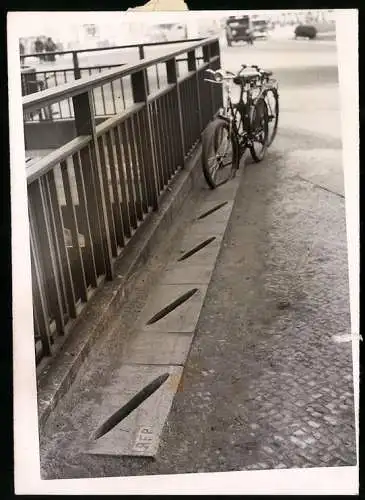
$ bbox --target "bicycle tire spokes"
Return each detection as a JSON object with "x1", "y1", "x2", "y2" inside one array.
[
  {"x1": 211, "y1": 128, "x2": 234, "y2": 184},
  {"x1": 264, "y1": 89, "x2": 279, "y2": 147},
  {"x1": 249, "y1": 100, "x2": 269, "y2": 162}
]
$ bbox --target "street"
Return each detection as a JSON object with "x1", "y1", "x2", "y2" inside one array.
[{"x1": 38, "y1": 37, "x2": 356, "y2": 478}]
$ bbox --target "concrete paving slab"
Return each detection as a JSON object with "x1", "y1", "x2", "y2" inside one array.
[
  {"x1": 188, "y1": 218, "x2": 229, "y2": 236},
  {"x1": 138, "y1": 284, "x2": 208, "y2": 333},
  {"x1": 121, "y1": 331, "x2": 193, "y2": 365},
  {"x1": 160, "y1": 264, "x2": 214, "y2": 285},
  {"x1": 85, "y1": 364, "x2": 183, "y2": 457}
]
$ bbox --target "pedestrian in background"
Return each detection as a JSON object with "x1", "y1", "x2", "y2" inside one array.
[
  {"x1": 45, "y1": 37, "x2": 57, "y2": 62},
  {"x1": 35, "y1": 37, "x2": 44, "y2": 63}
]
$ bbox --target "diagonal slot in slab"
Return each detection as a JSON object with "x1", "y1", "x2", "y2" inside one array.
[
  {"x1": 189, "y1": 202, "x2": 233, "y2": 236},
  {"x1": 93, "y1": 372, "x2": 170, "y2": 440},
  {"x1": 174, "y1": 232, "x2": 223, "y2": 265},
  {"x1": 146, "y1": 288, "x2": 198, "y2": 325},
  {"x1": 122, "y1": 331, "x2": 193, "y2": 365},
  {"x1": 196, "y1": 201, "x2": 229, "y2": 220},
  {"x1": 160, "y1": 234, "x2": 223, "y2": 285},
  {"x1": 85, "y1": 365, "x2": 183, "y2": 457},
  {"x1": 139, "y1": 284, "x2": 208, "y2": 333},
  {"x1": 177, "y1": 236, "x2": 216, "y2": 261},
  {"x1": 195, "y1": 200, "x2": 233, "y2": 223}
]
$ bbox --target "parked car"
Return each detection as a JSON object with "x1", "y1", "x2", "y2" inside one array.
[
  {"x1": 294, "y1": 24, "x2": 317, "y2": 39},
  {"x1": 251, "y1": 18, "x2": 269, "y2": 39},
  {"x1": 225, "y1": 15, "x2": 254, "y2": 46}
]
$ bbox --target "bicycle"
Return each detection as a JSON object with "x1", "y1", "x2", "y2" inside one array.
[{"x1": 201, "y1": 64, "x2": 279, "y2": 189}]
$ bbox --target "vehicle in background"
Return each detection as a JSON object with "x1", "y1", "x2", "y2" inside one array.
[
  {"x1": 251, "y1": 18, "x2": 269, "y2": 39},
  {"x1": 225, "y1": 15, "x2": 254, "y2": 46},
  {"x1": 294, "y1": 24, "x2": 318, "y2": 39}
]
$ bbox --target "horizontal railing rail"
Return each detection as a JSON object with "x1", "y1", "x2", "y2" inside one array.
[
  {"x1": 23, "y1": 37, "x2": 217, "y2": 113},
  {"x1": 21, "y1": 37, "x2": 205, "y2": 61},
  {"x1": 25, "y1": 36, "x2": 223, "y2": 368}
]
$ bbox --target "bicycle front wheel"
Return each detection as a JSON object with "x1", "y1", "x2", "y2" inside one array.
[
  {"x1": 249, "y1": 98, "x2": 269, "y2": 163},
  {"x1": 201, "y1": 119, "x2": 239, "y2": 189},
  {"x1": 263, "y1": 88, "x2": 279, "y2": 147}
]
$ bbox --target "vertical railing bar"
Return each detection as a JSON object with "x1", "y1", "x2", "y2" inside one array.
[
  {"x1": 166, "y1": 90, "x2": 177, "y2": 175},
  {"x1": 44, "y1": 174, "x2": 69, "y2": 326},
  {"x1": 160, "y1": 95, "x2": 172, "y2": 181},
  {"x1": 113, "y1": 126, "x2": 132, "y2": 239},
  {"x1": 80, "y1": 144, "x2": 107, "y2": 278},
  {"x1": 134, "y1": 111, "x2": 149, "y2": 214},
  {"x1": 67, "y1": 96, "x2": 72, "y2": 117},
  {"x1": 72, "y1": 152, "x2": 99, "y2": 287},
  {"x1": 160, "y1": 94, "x2": 173, "y2": 180},
  {"x1": 126, "y1": 117, "x2": 144, "y2": 222},
  {"x1": 140, "y1": 107, "x2": 155, "y2": 209},
  {"x1": 168, "y1": 91, "x2": 179, "y2": 173},
  {"x1": 100, "y1": 83, "x2": 107, "y2": 116},
  {"x1": 166, "y1": 57, "x2": 185, "y2": 166},
  {"x1": 28, "y1": 179, "x2": 65, "y2": 337},
  {"x1": 47, "y1": 168, "x2": 78, "y2": 319},
  {"x1": 60, "y1": 159, "x2": 88, "y2": 302},
  {"x1": 150, "y1": 101, "x2": 163, "y2": 192},
  {"x1": 119, "y1": 121, "x2": 138, "y2": 230},
  {"x1": 97, "y1": 135, "x2": 118, "y2": 257},
  {"x1": 189, "y1": 77, "x2": 195, "y2": 150},
  {"x1": 156, "y1": 64, "x2": 160, "y2": 90},
  {"x1": 29, "y1": 225, "x2": 52, "y2": 357},
  {"x1": 121, "y1": 78, "x2": 126, "y2": 109},
  {"x1": 104, "y1": 130, "x2": 126, "y2": 248},
  {"x1": 110, "y1": 80, "x2": 117, "y2": 115}
]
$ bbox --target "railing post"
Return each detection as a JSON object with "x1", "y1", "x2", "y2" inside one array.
[
  {"x1": 138, "y1": 45, "x2": 150, "y2": 95},
  {"x1": 202, "y1": 44, "x2": 215, "y2": 118},
  {"x1": 72, "y1": 91, "x2": 114, "y2": 280},
  {"x1": 138, "y1": 45, "x2": 145, "y2": 59},
  {"x1": 72, "y1": 51, "x2": 81, "y2": 80},
  {"x1": 209, "y1": 40, "x2": 223, "y2": 111},
  {"x1": 187, "y1": 49, "x2": 202, "y2": 134},
  {"x1": 131, "y1": 70, "x2": 159, "y2": 210},
  {"x1": 166, "y1": 57, "x2": 186, "y2": 165}
]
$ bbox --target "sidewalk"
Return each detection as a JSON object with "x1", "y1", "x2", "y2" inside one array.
[{"x1": 39, "y1": 122, "x2": 356, "y2": 478}]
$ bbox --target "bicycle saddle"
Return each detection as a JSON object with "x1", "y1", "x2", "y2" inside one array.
[
  {"x1": 233, "y1": 69, "x2": 261, "y2": 85},
  {"x1": 249, "y1": 65, "x2": 273, "y2": 77}
]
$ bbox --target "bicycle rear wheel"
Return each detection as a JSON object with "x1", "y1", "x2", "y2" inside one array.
[
  {"x1": 249, "y1": 98, "x2": 269, "y2": 163},
  {"x1": 263, "y1": 88, "x2": 279, "y2": 147},
  {"x1": 202, "y1": 118, "x2": 239, "y2": 189}
]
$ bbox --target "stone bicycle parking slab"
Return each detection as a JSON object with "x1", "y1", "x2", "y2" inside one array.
[
  {"x1": 121, "y1": 330, "x2": 193, "y2": 366},
  {"x1": 85, "y1": 364, "x2": 183, "y2": 457}
]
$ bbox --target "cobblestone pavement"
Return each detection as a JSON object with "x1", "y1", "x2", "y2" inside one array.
[
  {"x1": 39, "y1": 127, "x2": 356, "y2": 479},
  {"x1": 38, "y1": 39, "x2": 356, "y2": 479}
]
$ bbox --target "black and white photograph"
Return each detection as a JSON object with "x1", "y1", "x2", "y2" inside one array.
[{"x1": 10, "y1": 5, "x2": 358, "y2": 495}]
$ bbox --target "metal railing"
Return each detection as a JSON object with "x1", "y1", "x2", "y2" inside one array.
[
  {"x1": 24, "y1": 37, "x2": 223, "y2": 368},
  {"x1": 21, "y1": 38, "x2": 206, "y2": 120}
]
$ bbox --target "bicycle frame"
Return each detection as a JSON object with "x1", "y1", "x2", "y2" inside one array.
[
  {"x1": 217, "y1": 78, "x2": 263, "y2": 152},
  {"x1": 204, "y1": 67, "x2": 277, "y2": 156}
]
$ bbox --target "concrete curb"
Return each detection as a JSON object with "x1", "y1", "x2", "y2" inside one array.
[{"x1": 37, "y1": 145, "x2": 204, "y2": 431}]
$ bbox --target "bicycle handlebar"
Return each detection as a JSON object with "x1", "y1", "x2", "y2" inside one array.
[{"x1": 206, "y1": 65, "x2": 273, "y2": 81}]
